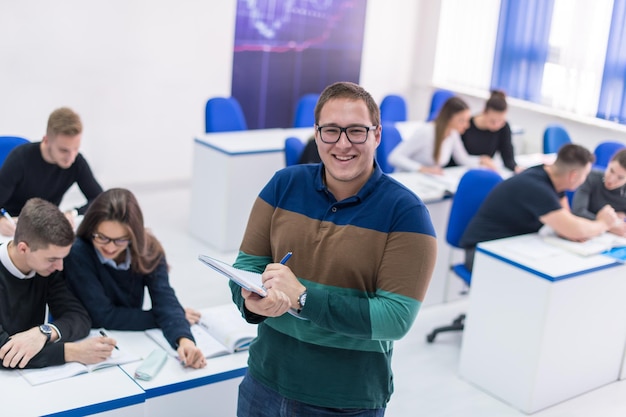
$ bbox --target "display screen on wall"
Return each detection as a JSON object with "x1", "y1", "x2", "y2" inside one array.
[{"x1": 232, "y1": 0, "x2": 368, "y2": 129}]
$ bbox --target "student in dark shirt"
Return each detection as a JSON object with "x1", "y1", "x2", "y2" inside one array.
[
  {"x1": 0, "y1": 198, "x2": 115, "y2": 369},
  {"x1": 297, "y1": 136, "x2": 322, "y2": 164},
  {"x1": 457, "y1": 90, "x2": 521, "y2": 172},
  {"x1": 0, "y1": 107, "x2": 103, "y2": 236},
  {"x1": 64, "y1": 188, "x2": 206, "y2": 369}
]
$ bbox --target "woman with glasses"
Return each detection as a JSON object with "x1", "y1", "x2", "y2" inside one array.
[
  {"x1": 388, "y1": 96, "x2": 497, "y2": 174},
  {"x1": 64, "y1": 188, "x2": 206, "y2": 369}
]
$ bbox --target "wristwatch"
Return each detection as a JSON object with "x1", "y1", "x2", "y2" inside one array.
[
  {"x1": 297, "y1": 290, "x2": 307, "y2": 312},
  {"x1": 39, "y1": 324, "x2": 52, "y2": 343}
]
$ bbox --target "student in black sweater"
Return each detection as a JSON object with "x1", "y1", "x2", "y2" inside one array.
[
  {"x1": 0, "y1": 198, "x2": 115, "y2": 369},
  {"x1": 64, "y1": 188, "x2": 206, "y2": 369},
  {"x1": 0, "y1": 107, "x2": 103, "y2": 236}
]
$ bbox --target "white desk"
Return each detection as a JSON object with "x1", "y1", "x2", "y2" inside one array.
[
  {"x1": 115, "y1": 330, "x2": 248, "y2": 417},
  {"x1": 459, "y1": 234, "x2": 626, "y2": 413},
  {"x1": 190, "y1": 127, "x2": 313, "y2": 252},
  {"x1": 0, "y1": 366, "x2": 144, "y2": 416}
]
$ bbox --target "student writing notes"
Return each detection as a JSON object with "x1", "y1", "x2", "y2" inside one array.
[
  {"x1": 461, "y1": 144, "x2": 620, "y2": 271},
  {"x1": 459, "y1": 90, "x2": 521, "y2": 173},
  {"x1": 230, "y1": 82, "x2": 437, "y2": 416},
  {"x1": 63, "y1": 188, "x2": 205, "y2": 369},
  {"x1": 0, "y1": 198, "x2": 116, "y2": 369},
  {"x1": 572, "y1": 148, "x2": 626, "y2": 236},
  {"x1": 0, "y1": 107, "x2": 103, "y2": 237},
  {"x1": 388, "y1": 96, "x2": 497, "y2": 175}
]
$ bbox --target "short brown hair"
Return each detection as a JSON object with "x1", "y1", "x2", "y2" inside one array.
[
  {"x1": 314, "y1": 82, "x2": 380, "y2": 127},
  {"x1": 47, "y1": 107, "x2": 83, "y2": 137},
  {"x1": 14, "y1": 198, "x2": 74, "y2": 251},
  {"x1": 553, "y1": 144, "x2": 595, "y2": 173}
]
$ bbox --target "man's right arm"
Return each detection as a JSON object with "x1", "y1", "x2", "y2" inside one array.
[{"x1": 540, "y1": 206, "x2": 618, "y2": 241}]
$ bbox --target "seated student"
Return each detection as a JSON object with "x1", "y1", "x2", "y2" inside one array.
[
  {"x1": 0, "y1": 198, "x2": 116, "y2": 369},
  {"x1": 460, "y1": 144, "x2": 620, "y2": 271},
  {"x1": 64, "y1": 188, "x2": 206, "y2": 369},
  {"x1": 0, "y1": 107, "x2": 103, "y2": 237},
  {"x1": 572, "y1": 148, "x2": 626, "y2": 236},
  {"x1": 297, "y1": 136, "x2": 322, "y2": 164},
  {"x1": 459, "y1": 90, "x2": 521, "y2": 173},
  {"x1": 388, "y1": 96, "x2": 497, "y2": 174}
]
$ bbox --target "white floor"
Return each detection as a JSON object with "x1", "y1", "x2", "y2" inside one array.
[{"x1": 67, "y1": 183, "x2": 626, "y2": 416}]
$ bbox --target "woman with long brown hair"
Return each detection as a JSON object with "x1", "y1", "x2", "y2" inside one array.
[{"x1": 64, "y1": 188, "x2": 206, "y2": 368}]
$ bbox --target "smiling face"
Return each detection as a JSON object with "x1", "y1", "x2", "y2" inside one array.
[
  {"x1": 315, "y1": 98, "x2": 381, "y2": 200},
  {"x1": 92, "y1": 220, "x2": 131, "y2": 262},
  {"x1": 603, "y1": 160, "x2": 626, "y2": 190}
]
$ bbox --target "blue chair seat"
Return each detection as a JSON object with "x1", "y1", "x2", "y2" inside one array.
[
  {"x1": 0, "y1": 136, "x2": 29, "y2": 166},
  {"x1": 205, "y1": 97, "x2": 247, "y2": 133}
]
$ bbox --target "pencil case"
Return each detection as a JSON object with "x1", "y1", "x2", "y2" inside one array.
[{"x1": 134, "y1": 348, "x2": 168, "y2": 381}]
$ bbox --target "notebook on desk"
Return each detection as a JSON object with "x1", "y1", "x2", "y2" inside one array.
[{"x1": 541, "y1": 233, "x2": 626, "y2": 257}]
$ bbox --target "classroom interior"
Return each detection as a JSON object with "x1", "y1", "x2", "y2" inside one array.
[{"x1": 3, "y1": 1, "x2": 626, "y2": 416}]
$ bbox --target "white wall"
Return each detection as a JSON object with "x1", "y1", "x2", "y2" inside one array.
[{"x1": 2, "y1": 0, "x2": 625, "y2": 190}]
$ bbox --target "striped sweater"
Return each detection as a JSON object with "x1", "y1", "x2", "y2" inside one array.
[{"x1": 231, "y1": 162, "x2": 436, "y2": 409}]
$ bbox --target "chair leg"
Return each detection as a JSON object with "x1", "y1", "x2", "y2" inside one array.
[{"x1": 426, "y1": 314, "x2": 465, "y2": 343}]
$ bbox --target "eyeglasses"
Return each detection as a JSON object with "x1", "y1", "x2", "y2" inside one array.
[
  {"x1": 92, "y1": 233, "x2": 131, "y2": 247},
  {"x1": 316, "y1": 125, "x2": 377, "y2": 144}
]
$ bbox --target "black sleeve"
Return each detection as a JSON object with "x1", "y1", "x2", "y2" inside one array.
[
  {"x1": 498, "y1": 123, "x2": 517, "y2": 171},
  {"x1": 298, "y1": 139, "x2": 321, "y2": 164},
  {"x1": 74, "y1": 154, "x2": 103, "y2": 214},
  {"x1": 0, "y1": 148, "x2": 25, "y2": 214},
  {"x1": 571, "y1": 176, "x2": 596, "y2": 220}
]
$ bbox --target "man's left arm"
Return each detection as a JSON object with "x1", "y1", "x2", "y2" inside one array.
[
  {"x1": 46, "y1": 271, "x2": 91, "y2": 342},
  {"x1": 74, "y1": 154, "x2": 103, "y2": 214}
]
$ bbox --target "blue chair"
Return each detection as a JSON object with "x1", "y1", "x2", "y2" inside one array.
[
  {"x1": 205, "y1": 97, "x2": 248, "y2": 133},
  {"x1": 376, "y1": 124, "x2": 403, "y2": 173},
  {"x1": 426, "y1": 169, "x2": 503, "y2": 343},
  {"x1": 284, "y1": 137, "x2": 305, "y2": 166},
  {"x1": 0, "y1": 136, "x2": 29, "y2": 166},
  {"x1": 380, "y1": 94, "x2": 407, "y2": 123},
  {"x1": 593, "y1": 141, "x2": 626, "y2": 170},
  {"x1": 426, "y1": 89, "x2": 455, "y2": 121},
  {"x1": 292, "y1": 94, "x2": 319, "y2": 128},
  {"x1": 542, "y1": 124, "x2": 571, "y2": 154}
]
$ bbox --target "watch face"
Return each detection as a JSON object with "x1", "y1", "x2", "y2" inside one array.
[{"x1": 40, "y1": 324, "x2": 52, "y2": 334}]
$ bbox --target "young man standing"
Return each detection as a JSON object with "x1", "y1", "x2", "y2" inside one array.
[
  {"x1": 230, "y1": 82, "x2": 437, "y2": 416},
  {"x1": 0, "y1": 107, "x2": 103, "y2": 236},
  {"x1": 0, "y1": 198, "x2": 116, "y2": 369}
]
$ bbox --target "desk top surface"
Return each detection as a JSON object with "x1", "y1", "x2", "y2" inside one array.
[
  {"x1": 477, "y1": 234, "x2": 622, "y2": 281},
  {"x1": 195, "y1": 127, "x2": 314, "y2": 155}
]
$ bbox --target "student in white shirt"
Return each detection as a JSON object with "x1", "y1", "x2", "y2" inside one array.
[{"x1": 388, "y1": 96, "x2": 497, "y2": 174}]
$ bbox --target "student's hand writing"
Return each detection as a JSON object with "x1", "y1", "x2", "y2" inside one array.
[
  {"x1": 177, "y1": 337, "x2": 206, "y2": 369},
  {"x1": 64, "y1": 336, "x2": 116, "y2": 365},
  {"x1": 597, "y1": 204, "x2": 620, "y2": 229},
  {"x1": 263, "y1": 263, "x2": 306, "y2": 309},
  {"x1": 184, "y1": 307, "x2": 201, "y2": 325},
  {"x1": 609, "y1": 220, "x2": 626, "y2": 237},
  {"x1": 241, "y1": 287, "x2": 291, "y2": 318},
  {"x1": 418, "y1": 166, "x2": 444, "y2": 175},
  {"x1": 0, "y1": 216, "x2": 16, "y2": 237},
  {"x1": 0, "y1": 327, "x2": 47, "y2": 368}
]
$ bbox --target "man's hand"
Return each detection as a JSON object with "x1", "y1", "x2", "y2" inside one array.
[
  {"x1": 0, "y1": 327, "x2": 47, "y2": 368},
  {"x1": 262, "y1": 263, "x2": 306, "y2": 309},
  {"x1": 64, "y1": 336, "x2": 116, "y2": 365},
  {"x1": 177, "y1": 337, "x2": 206, "y2": 369},
  {"x1": 242, "y1": 287, "x2": 292, "y2": 318},
  {"x1": 597, "y1": 205, "x2": 620, "y2": 229},
  {"x1": 0, "y1": 216, "x2": 16, "y2": 237}
]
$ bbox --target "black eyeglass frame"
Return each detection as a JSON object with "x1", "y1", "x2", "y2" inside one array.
[
  {"x1": 316, "y1": 124, "x2": 378, "y2": 144},
  {"x1": 92, "y1": 233, "x2": 131, "y2": 247}
]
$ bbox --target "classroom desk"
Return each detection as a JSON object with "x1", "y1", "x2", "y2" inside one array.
[
  {"x1": 0, "y1": 366, "x2": 145, "y2": 417},
  {"x1": 115, "y1": 330, "x2": 248, "y2": 417},
  {"x1": 190, "y1": 127, "x2": 313, "y2": 252},
  {"x1": 458, "y1": 234, "x2": 626, "y2": 414}
]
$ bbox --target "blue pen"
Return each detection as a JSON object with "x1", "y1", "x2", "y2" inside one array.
[
  {"x1": 0, "y1": 208, "x2": 15, "y2": 226},
  {"x1": 279, "y1": 252, "x2": 293, "y2": 264}
]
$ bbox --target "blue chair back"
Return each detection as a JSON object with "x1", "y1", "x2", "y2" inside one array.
[
  {"x1": 376, "y1": 124, "x2": 403, "y2": 173},
  {"x1": 205, "y1": 97, "x2": 248, "y2": 133},
  {"x1": 593, "y1": 141, "x2": 626, "y2": 170},
  {"x1": 542, "y1": 124, "x2": 571, "y2": 154},
  {"x1": 292, "y1": 94, "x2": 319, "y2": 128},
  {"x1": 0, "y1": 136, "x2": 29, "y2": 166},
  {"x1": 284, "y1": 137, "x2": 305, "y2": 166},
  {"x1": 427, "y1": 89, "x2": 455, "y2": 121},
  {"x1": 380, "y1": 94, "x2": 407, "y2": 123}
]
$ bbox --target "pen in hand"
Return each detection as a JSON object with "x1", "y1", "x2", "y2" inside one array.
[
  {"x1": 0, "y1": 208, "x2": 16, "y2": 226},
  {"x1": 99, "y1": 329, "x2": 120, "y2": 350},
  {"x1": 279, "y1": 251, "x2": 292, "y2": 265}
]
